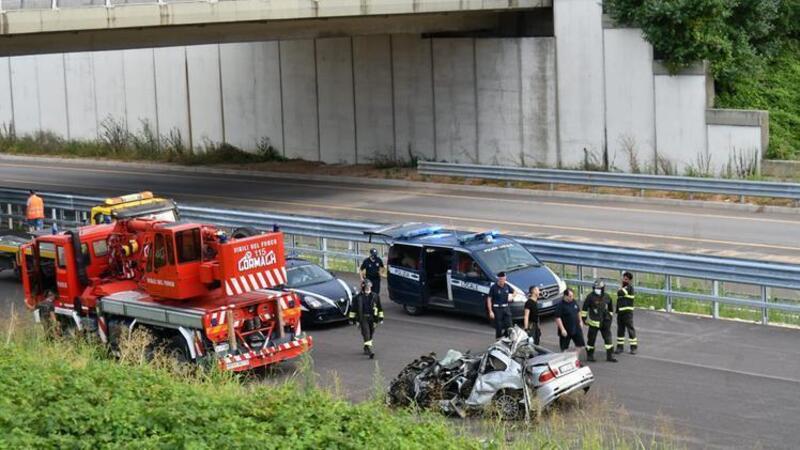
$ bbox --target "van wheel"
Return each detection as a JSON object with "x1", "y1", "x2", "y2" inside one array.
[{"x1": 403, "y1": 305, "x2": 424, "y2": 316}]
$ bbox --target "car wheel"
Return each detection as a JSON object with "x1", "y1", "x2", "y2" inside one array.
[
  {"x1": 491, "y1": 389, "x2": 525, "y2": 421},
  {"x1": 403, "y1": 305, "x2": 424, "y2": 316}
]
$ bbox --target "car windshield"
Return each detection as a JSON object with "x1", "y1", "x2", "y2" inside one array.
[
  {"x1": 476, "y1": 242, "x2": 541, "y2": 274},
  {"x1": 286, "y1": 263, "x2": 334, "y2": 287}
]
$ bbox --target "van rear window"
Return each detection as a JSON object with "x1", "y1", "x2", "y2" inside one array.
[{"x1": 389, "y1": 245, "x2": 421, "y2": 270}]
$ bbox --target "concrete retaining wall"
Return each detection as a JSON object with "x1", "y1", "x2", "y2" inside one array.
[
  {"x1": 553, "y1": 0, "x2": 605, "y2": 167},
  {"x1": 602, "y1": 27, "x2": 655, "y2": 172},
  {"x1": 0, "y1": 12, "x2": 770, "y2": 176},
  {"x1": 0, "y1": 35, "x2": 560, "y2": 166}
]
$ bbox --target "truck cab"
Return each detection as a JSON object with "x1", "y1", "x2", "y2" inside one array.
[
  {"x1": 90, "y1": 191, "x2": 179, "y2": 225},
  {"x1": 368, "y1": 223, "x2": 565, "y2": 319}
]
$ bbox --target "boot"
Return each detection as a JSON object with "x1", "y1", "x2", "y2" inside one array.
[
  {"x1": 606, "y1": 352, "x2": 618, "y2": 362},
  {"x1": 587, "y1": 350, "x2": 596, "y2": 362},
  {"x1": 369, "y1": 349, "x2": 375, "y2": 359},
  {"x1": 630, "y1": 346, "x2": 637, "y2": 355},
  {"x1": 615, "y1": 345, "x2": 624, "y2": 354},
  {"x1": 363, "y1": 344, "x2": 370, "y2": 355}
]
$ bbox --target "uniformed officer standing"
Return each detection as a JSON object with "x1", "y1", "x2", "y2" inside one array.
[
  {"x1": 581, "y1": 280, "x2": 618, "y2": 362},
  {"x1": 360, "y1": 248, "x2": 386, "y2": 296},
  {"x1": 523, "y1": 285, "x2": 542, "y2": 345},
  {"x1": 615, "y1": 271, "x2": 638, "y2": 354},
  {"x1": 486, "y1": 271, "x2": 514, "y2": 339},
  {"x1": 349, "y1": 279, "x2": 384, "y2": 359}
]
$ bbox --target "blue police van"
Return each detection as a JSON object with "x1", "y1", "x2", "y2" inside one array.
[{"x1": 366, "y1": 223, "x2": 565, "y2": 319}]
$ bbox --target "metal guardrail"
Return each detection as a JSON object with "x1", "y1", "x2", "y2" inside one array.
[
  {"x1": 418, "y1": 161, "x2": 800, "y2": 203},
  {"x1": 1, "y1": 186, "x2": 799, "y2": 324}
]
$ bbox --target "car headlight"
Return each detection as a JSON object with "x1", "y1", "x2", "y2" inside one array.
[
  {"x1": 304, "y1": 295, "x2": 322, "y2": 309},
  {"x1": 513, "y1": 292, "x2": 527, "y2": 303},
  {"x1": 548, "y1": 267, "x2": 566, "y2": 294}
]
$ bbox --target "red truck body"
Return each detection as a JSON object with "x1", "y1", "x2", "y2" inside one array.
[{"x1": 21, "y1": 218, "x2": 311, "y2": 371}]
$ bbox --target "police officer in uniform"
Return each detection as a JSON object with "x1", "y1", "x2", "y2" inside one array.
[
  {"x1": 349, "y1": 279, "x2": 384, "y2": 359},
  {"x1": 486, "y1": 272, "x2": 514, "y2": 339},
  {"x1": 616, "y1": 271, "x2": 638, "y2": 354},
  {"x1": 581, "y1": 280, "x2": 618, "y2": 362},
  {"x1": 360, "y1": 248, "x2": 386, "y2": 296}
]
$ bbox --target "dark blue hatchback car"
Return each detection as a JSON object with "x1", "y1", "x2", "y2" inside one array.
[
  {"x1": 366, "y1": 223, "x2": 565, "y2": 319},
  {"x1": 284, "y1": 258, "x2": 355, "y2": 325}
]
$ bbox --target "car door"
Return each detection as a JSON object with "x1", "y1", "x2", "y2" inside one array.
[
  {"x1": 387, "y1": 244, "x2": 424, "y2": 306},
  {"x1": 450, "y1": 251, "x2": 492, "y2": 315}
]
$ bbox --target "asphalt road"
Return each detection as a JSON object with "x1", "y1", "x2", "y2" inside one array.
[
  {"x1": 1, "y1": 159, "x2": 800, "y2": 263},
  {"x1": 2, "y1": 270, "x2": 798, "y2": 449}
]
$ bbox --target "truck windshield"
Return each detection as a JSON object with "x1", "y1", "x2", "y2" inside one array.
[
  {"x1": 476, "y1": 242, "x2": 541, "y2": 274},
  {"x1": 286, "y1": 264, "x2": 333, "y2": 288}
]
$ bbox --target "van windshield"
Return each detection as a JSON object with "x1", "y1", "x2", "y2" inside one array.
[{"x1": 476, "y1": 242, "x2": 541, "y2": 274}]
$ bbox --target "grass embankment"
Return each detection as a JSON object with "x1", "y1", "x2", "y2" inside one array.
[
  {"x1": 0, "y1": 316, "x2": 682, "y2": 449},
  {"x1": 0, "y1": 328, "x2": 474, "y2": 449}
]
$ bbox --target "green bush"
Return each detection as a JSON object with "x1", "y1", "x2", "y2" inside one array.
[
  {"x1": 0, "y1": 336, "x2": 477, "y2": 449},
  {"x1": 605, "y1": 0, "x2": 800, "y2": 159}
]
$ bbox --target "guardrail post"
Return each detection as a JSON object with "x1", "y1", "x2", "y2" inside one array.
[
  {"x1": 82, "y1": 211, "x2": 88, "y2": 224},
  {"x1": 51, "y1": 208, "x2": 57, "y2": 227},
  {"x1": 6, "y1": 204, "x2": 11, "y2": 229},
  {"x1": 739, "y1": 194, "x2": 745, "y2": 203},
  {"x1": 712, "y1": 280, "x2": 720, "y2": 319},
  {"x1": 665, "y1": 275, "x2": 673, "y2": 313},
  {"x1": 51, "y1": 0, "x2": 57, "y2": 9},
  {"x1": 577, "y1": 266, "x2": 584, "y2": 298},
  {"x1": 321, "y1": 238, "x2": 329, "y2": 270},
  {"x1": 639, "y1": 189, "x2": 645, "y2": 197},
  {"x1": 761, "y1": 286, "x2": 769, "y2": 325}
]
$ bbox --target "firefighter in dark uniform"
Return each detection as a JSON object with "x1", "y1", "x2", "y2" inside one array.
[
  {"x1": 349, "y1": 279, "x2": 384, "y2": 359},
  {"x1": 616, "y1": 271, "x2": 638, "y2": 354},
  {"x1": 582, "y1": 279, "x2": 618, "y2": 362},
  {"x1": 486, "y1": 271, "x2": 514, "y2": 339},
  {"x1": 360, "y1": 248, "x2": 386, "y2": 296}
]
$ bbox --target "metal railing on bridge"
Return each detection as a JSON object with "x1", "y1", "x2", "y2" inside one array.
[
  {"x1": 2, "y1": 186, "x2": 799, "y2": 325},
  {"x1": 418, "y1": 161, "x2": 800, "y2": 203}
]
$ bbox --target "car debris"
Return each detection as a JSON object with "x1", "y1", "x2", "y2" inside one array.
[{"x1": 388, "y1": 326, "x2": 594, "y2": 420}]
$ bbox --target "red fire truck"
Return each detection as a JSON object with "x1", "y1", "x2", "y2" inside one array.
[{"x1": 20, "y1": 218, "x2": 312, "y2": 371}]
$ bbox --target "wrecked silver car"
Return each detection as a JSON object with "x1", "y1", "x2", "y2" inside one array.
[{"x1": 388, "y1": 326, "x2": 594, "y2": 420}]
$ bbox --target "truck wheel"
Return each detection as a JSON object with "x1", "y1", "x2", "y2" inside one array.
[
  {"x1": 403, "y1": 305, "x2": 424, "y2": 316},
  {"x1": 168, "y1": 335, "x2": 192, "y2": 364},
  {"x1": 232, "y1": 227, "x2": 259, "y2": 239},
  {"x1": 491, "y1": 389, "x2": 525, "y2": 421}
]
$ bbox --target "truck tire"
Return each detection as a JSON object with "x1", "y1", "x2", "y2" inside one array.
[
  {"x1": 232, "y1": 227, "x2": 259, "y2": 239},
  {"x1": 403, "y1": 305, "x2": 424, "y2": 316},
  {"x1": 167, "y1": 335, "x2": 192, "y2": 364}
]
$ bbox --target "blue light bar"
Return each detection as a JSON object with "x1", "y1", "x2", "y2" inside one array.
[
  {"x1": 399, "y1": 226, "x2": 444, "y2": 239},
  {"x1": 458, "y1": 230, "x2": 499, "y2": 244}
]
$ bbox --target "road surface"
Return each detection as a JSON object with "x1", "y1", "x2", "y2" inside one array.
[{"x1": 1, "y1": 159, "x2": 799, "y2": 263}]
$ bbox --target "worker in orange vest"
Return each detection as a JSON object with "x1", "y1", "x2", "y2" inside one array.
[{"x1": 26, "y1": 190, "x2": 45, "y2": 232}]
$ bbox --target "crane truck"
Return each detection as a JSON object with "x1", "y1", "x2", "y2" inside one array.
[
  {"x1": 1, "y1": 191, "x2": 179, "y2": 277},
  {"x1": 20, "y1": 217, "x2": 312, "y2": 371}
]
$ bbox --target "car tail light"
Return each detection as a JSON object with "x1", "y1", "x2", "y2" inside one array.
[{"x1": 538, "y1": 369, "x2": 556, "y2": 384}]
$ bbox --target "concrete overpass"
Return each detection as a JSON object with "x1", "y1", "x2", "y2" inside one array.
[{"x1": 0, "y1": 0, "x2": 551, "y2": 55}]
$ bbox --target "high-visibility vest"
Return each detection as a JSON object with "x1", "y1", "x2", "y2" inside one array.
[{"x1": 26, "y1": 195, "x2": 44, "y2": 219}]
